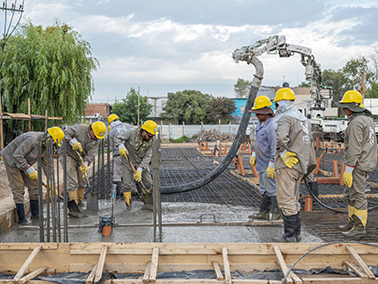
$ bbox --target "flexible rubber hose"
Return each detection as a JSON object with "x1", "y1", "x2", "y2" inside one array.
[{"x1": 161, "y1": 57, "x2": 264, "y2": 194}]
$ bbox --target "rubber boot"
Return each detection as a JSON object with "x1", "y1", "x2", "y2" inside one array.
[
  {"x1": 16, "y1": 204, "x2": 30, "y2": 225},
  {"x1": 123, "y1": 191, "x2": 132, "y2": 207},
  {"x1": 30, "y1": 199, "x2": 39, "y2": 220},
  {"x1": 338, "y1": 205, "x2": 355, "y2": 232},
  {"x1": 295, "y1": 213, "x2": 301, "y2": 242},
  {"x1": 68, "y1": 190, "x2": 82, "y2": 218},
  {"x1": 77, "y1": 188, "x2": 85, "y2": 207},
  {"x1": 114, "y1": 181, "x2": 122, "y2": 199},
  {"x1": 270, "y1": 196, "x2": 281, "y2": 221},
  {"x1": 342, "y1": 210, "x2": 367, "y2": 238},
  {"x1": 142, "y1": 191, "x2": 153, "y2": 211},
  {"x1": 308, "y1": 182, "x2": 319, "y2": 203},
  {"x1": 249, "y1": 194, "x2": 271, "y2": 220},
  {"x1": 272, "y1": 213, "x2": 299, "y2": 243}
]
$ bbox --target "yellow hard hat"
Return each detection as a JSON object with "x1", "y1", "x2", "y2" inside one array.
[
  {"x1": 47, "y1": 127, "x2": 65, "y2": 147},
  {"x1": 339, "y1": 90, "x2": 363, "y2": 104},
  {"x1": 141, "y1": 120, "x2": 158, "y2": 135},
  {"x1": 252, "y1": 95, "x2": 272, "y2": 110},
  {"x1": 273, "y1": 87, "x2": 296, "y2": 102},
  {"x1": 91, "y1": 121, "x2": 106, "y2": 139},
  {"x1": 108, "y1": 114, "x2": 119, "y2": 124}
]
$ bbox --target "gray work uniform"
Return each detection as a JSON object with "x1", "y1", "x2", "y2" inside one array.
[
  {"x1": 108, "y1": 120, "x2": 133, "y2": 182},
  {"x1": 1, "y1": 132, "x2": 47, "y2": 204},
  {"x1": 63, "y1": 124, "x2": 99, "y2": 192},
  {"x1": 114, "y1": 128, "x2": 153, "y2": 193},
  {"x1": 275, "y1": 116, "x2": 312, "y2": 216},
  {"x1": 343, "y1": 114, "x2": 377, "y2": 210}
]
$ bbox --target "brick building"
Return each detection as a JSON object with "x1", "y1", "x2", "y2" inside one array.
[{"x1": 85, "y1": 103, "x2": 112, "y2": 122}]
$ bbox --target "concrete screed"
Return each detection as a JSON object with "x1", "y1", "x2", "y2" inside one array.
[{"x1": 0, "y1": 199, "x2": 323, "y2": 243}]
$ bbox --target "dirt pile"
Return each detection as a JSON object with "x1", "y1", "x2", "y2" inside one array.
[{"x1": 192, "y1": 129, "x2": 236, "y2": 143}]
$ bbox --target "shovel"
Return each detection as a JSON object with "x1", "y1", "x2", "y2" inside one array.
[
  {"x1": 42, "y1": 180, "x2": 81, "y2": 213},
  {"x1": 75, "y1": 150, "x2": 98, "y2": 212},
  {"x1": 124, "y1": 152, "x2": 148, "y2": 193}
]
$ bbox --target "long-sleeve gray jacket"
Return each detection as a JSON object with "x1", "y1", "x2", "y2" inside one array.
[
  {"x1": 275, "y1": 115, "x2": 312, "y2": 174},
  {"x1": 113, "y1": 128, "x2": 152, "y2": 171},
  {"x1": 109, "y1": 120, "x2": 134, "y2": 156},
  {"x1": 344, "y1": 114, "x2": 377, "y2": 171},
  {"x1": 64, "y1": 124, "x2": 99, "y2": 165},
  {"x1": 0, "y1": 132, "x2": 48, "y2": 174}
]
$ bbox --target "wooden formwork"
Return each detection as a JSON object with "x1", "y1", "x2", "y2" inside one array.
[{"x1": 0, "y1": 242, "x2": 378, "y2": 283}]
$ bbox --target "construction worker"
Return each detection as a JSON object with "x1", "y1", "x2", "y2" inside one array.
[
  {"x1": 63, "y1": 121, "x2": 106, "y2": 217},
  {"x1": 248, "y1": 95, "x2": 280, "y2": 221},
  {"x1": 0, "y1": 127, "x2": 65, "y2": 224},
  {"x1": 107, "y1": 114, "x2": 134, "y2": 198},
  {"x1": 245, "y1": 126, "x2": 251, "y2": 145},
  {"x1": 271, "y1": 88, "x2": 312, "y2": 242},
  {"x1": 335, "y1": 90, "x2": 376, "y2": 238},
  {"x1": 114, "y1": 120, "x2": 158, "y2": 209}
]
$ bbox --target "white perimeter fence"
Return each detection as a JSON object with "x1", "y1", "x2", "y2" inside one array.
[{"x1": 158, "y1": 122, "x2": 258, "y2": 140}]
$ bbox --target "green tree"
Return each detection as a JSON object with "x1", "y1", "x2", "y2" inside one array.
[
  {"x1": 205, "y1": 96, "x2": 236, "y2": 124},
  {"x1": 0, "y1": 20, "x2": 99, "y2": 126},
  {"x1": 112, "y1": 88, "x2": 152, "y2": 125},
  {"x1": 366, "y1": 81, "x2": 378, "y2": 98},
  {"x1": 162, "y1": 90, "x2": 211, "y2": 124},
  {"x1": 342, "y1": 56, "x2": 374, "y2": 90},
  {"x1": 322, "y1": 69, "x2": 346, "y2": 103},
  {"x1": 298, "y1": 81, "x2": 310, "y2": 87},
  {"x1": 234, "y1": 78, "x2": 252, "y2": 97}
]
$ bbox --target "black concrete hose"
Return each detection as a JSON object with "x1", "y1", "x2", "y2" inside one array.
[{"x1": 161, "y1": 57, "x2": 264, "y2": 194}]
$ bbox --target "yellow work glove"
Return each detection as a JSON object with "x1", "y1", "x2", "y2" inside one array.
[
  {"x1": 134, "y1": 168, "x2": 142, "y2": 182},
  {"x1": 72, "y1": 141, "x2": 83, "y2": 152},
  {"x1": 250, "y1": 151, "x2": 256, "y2": 167},
  {"x1": 119, "y1": 144, "x2": 129, "y2": 157},
  {"x1": 343, "y1": 165, "x2": 354, "y2": 188},
  {"x1": 79, "y1": 164, "x2": 88, "y2": 174},
  {"x1": 280, "y1": 150, "x2": 298, "y2": 168},
  {"x1": 29, "y1": 170, "x2": 38, "y2": 181},
  {"x1": 266, "y1": 161, "x2": 275, "y2": 179}
]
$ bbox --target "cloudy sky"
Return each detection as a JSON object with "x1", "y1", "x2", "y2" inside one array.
[{"x1": 11, "y1": 0, "x2": 378, "y2": 102}]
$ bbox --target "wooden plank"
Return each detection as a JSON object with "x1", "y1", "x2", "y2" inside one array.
[
  {"x1": 85, "y1": 263, "x2": 97, "y2": 284},
  {"x1": 211, "y1": 261, "x2": 224, "y2": 280},
  {"x1": 19, "y1": 266, "x2": 48, "y2": 284},
  {"x1": 142, "y1": 261, "x2": 151, "y2": 283},
  {"x1": 343, "y1": 260, "x2": 367, "y2": 279},
  {"x1": 94, "y1": 245, "x2": 108, "y2": 283},
  {"x1": 222, "y1": 247, "x2": 231, "y2": 284},
  {"x1": 149, "y1": 247, "x2": 159, "y2": 282},
  {"x1": 13, "y1": 245, "x2": 42, "y2": 283},
  {"x1": 0, "y1": 243, "x2": 58, "y2": 250},
  {"x1": 346, "y1": 245, "x2": 376, "y2": 279},
  {"x1": 273, "y1": 245, "x2": 293, "y2": 284}
]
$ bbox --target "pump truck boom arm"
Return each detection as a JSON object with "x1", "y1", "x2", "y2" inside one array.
[{"x1": 232, "y1": 35, "x2": 324, "y2": 111}]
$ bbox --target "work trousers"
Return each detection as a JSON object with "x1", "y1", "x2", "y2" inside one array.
[
  {"x1": 112, "y1": 155, "x2": 123, "y2": 182},
  {"x1": 258, "y1": 171, "x2": 276, "y2": 197},
  {"x1": 4, "y1": 160, "x2": 38, "y2": 204},
  {"x1": 276, "y1": 167, "x2": 304, "y2": 216},
  {"x1": 343, "y1": 168, "x2": 368, "y2": 210},
  {"x1": 65, "y1": 155, "x2": 86, "y2": 192},
  {"x1": 122, "y1": 163, "x2": 152, "y2": 193}
]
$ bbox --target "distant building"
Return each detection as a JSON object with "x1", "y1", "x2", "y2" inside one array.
[{"x1": 85, "y1": 103, "x2": 112, "y2": 123}]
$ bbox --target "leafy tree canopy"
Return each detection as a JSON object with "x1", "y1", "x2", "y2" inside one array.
[
  {"x1": 205, "y1": 96, "x2": 236, "y2": 124},
  {"x1": 366, "y1": 81, "x2": 378, "y2": 98},
  {"x1": 321, "y1": 69, "x2": 347, "y2": 103},
  {"x1": 0, "y1": 20, "x2": 99, "y2": 126},
  {"x1": 342, "y1": 56, "x2": 374, "y2": 90},
  {"x1": 111, "y1": 87, "x2": 152, "y2": 125},
  {"x1": 234, "y1": 78, "x2": 252, "y2": 98}
]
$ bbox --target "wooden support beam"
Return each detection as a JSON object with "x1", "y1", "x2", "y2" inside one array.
[
  {"x1": 211, "y1": 261, "x2": 224, "y2": 280},
  {"x1": 346, "y1": 245, "x2": 376, "y2": 279},
  {"x1": 13, "y1": 245, "x2": 42, "y2": 283},
  {"x1": 273, "y1": 246, "x2": 303, "y2": 284},
  {"x1": 343, "y1": 260, "x2": 368, "y2": 279},
  {"x1": 86, "y1": 263, "x2": 97, "y2": 284},
  {"x1": 19, "y1": 266, "x2": 48, "y2": 284},
  {"x1": 94, "y1": 245, "x2": 108, "y2": 283},
  {"x1": 221, "y1": 247, "x2": 231, "y2": 284},
  {"x1": 143, "y1": 261, "x2": 151, "y2": 283},
  {"x1": 149, "y1": 247, "x2": 159, "y2": 282}
]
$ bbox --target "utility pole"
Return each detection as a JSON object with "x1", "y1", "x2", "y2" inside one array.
[{"x1": 0, "y1": 1, "x2": 25, "y2": 152}]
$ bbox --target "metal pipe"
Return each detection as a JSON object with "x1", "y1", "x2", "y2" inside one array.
[
  {"x1": 62, "y1": 139, "x2": 69, "y2": 242},
  {"x1": 160, "y1": 57, "x2": 264, "y2": 194},
  {"x1": 37, "y1": 140, "x2": 44, "y2": 242},
  {"x1": 56, "y1": 138, "x2": 61, "y2": 243}
]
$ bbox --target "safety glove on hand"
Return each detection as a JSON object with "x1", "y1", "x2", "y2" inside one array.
[
  {"x1": 250, "y1": 151, "x2": 256, "y2": 167},
  {"x1": 134, "y1": 167, "x2": 142, "y2": 182},
  {"x1": 71, "y1": 139, "x2": 83, "y2": 153},
  {"x1": 266, "y1": 161, "x2": 275, "y2": 179},
  {"x1": 79, "y1": 161, "x2": 88, "y2": 175},
  {"x1": 119, "y1": 144, "x2": 128, "y2": 157},
  {"x1": 28, "y1": 168, "x2": 38, "y2": 181},
  {"x1": 280, "y1": 150, "x2": 298, "y2": 168},
  {"x1": 343, "y1": 165, "x2": 354, "y2": 188}
]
